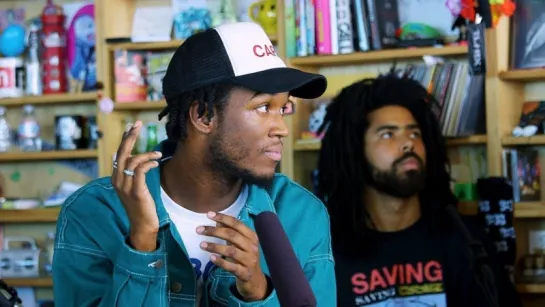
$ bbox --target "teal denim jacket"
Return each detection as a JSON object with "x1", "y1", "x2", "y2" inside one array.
[{"x1": 52, "y1": 142, "x2": 336, "y2": 306}]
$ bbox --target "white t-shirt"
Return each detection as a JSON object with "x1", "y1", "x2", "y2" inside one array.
[{"x1": 161, "y1": 185, "x2": 247, "y2": 305}]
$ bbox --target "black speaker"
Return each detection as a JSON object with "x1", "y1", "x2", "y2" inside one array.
[{"x1": 476, "y1": 177, "x2": 517, "y2": 270}]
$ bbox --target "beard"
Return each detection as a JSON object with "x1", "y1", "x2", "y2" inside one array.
[
  {"x1": 205, "y1": 131, "x2": 274, "y2": 188},
  {"x1": 366, "y1": 152, "x2": 426, "y2": 198}
]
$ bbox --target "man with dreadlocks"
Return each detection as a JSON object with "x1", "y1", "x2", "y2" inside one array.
[
  {"x1": 316, "y1": 73, "x2": 521, "y2": 307},
  {"x1": 52, "y1": 22, "x2": 336, "y2": 307}
]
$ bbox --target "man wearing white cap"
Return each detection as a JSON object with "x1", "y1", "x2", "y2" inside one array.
[{"x1": 52, "y1": 22, "x2": 335, "y2": 307}]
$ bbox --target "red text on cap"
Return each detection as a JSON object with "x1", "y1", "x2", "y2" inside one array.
[{"x1": 253, "y1": 45, "x2": 276, "y2": 57}]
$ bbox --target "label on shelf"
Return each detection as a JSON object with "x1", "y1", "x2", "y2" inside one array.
[{"x1": 99, "y1": 97, "x2": 114, "y2": 114}]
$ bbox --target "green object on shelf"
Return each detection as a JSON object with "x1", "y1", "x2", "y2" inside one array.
[
  {"x1": 10, "y1": 170, "x2": 20, "y2": 182},
  {"x1": 400, "y1": 22, "x2": 441, "y2": 40},
  {"x1": 454, "y1": 183, "x2": 477, "y2": 201}
]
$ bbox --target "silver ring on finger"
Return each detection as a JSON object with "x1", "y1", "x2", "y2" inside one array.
[
  {"x1": 123, "y1": 169, "x2": 135, "y2": 177},
  {"x1": 113, "y1": 161, "x2": 118, "y2": 169}
]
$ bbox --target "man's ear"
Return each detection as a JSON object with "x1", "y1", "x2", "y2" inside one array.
[{"x1": 188, "y1": 102, "x2": 217, "y2": 134}]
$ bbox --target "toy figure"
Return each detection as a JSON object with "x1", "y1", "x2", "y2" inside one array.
[
  {"x1": 447, "y1": 0, "x2": 480, "y2": 43},
  {"x1": 512, "y1": 101, "x2": 545, "y2": 137},
  {"x1": 451, "y1": 15, "x2": 469, "y2": 43}
]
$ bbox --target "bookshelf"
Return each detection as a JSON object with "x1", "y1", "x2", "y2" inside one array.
[
  {"x1": 288, "y1": 45, "x2": 468, "y2": 66},
  {"x1": 114, "y1": 101, "x2": 167, "y2": 111},
  {"x1": 3, "y1": 277, "x2": 53, "y2": 288},
  {"x1": 0, "y1": 92, "x2": 96, "y2": 107},
  {"x1": 92, "y1": 5, "x2": 545, "y2": 305},
  {"x1": 0, "y1": 208, "x2": 61, "y2": 223},
  {"x1": 0, "y1": 150, "x2": 98, "y2": 162},
  {"x1": 2, "y1": 0, "x2": 542, "y2": 304},
  {"x1": 499, "y1": 69, "x2": 545, "y2": 82},
  {"x1": 0, "y1": 0, "x2": 101, "y2": 298},
  {"x1": 489, "y1": 14, "x2": 545, "y2": 307},
  {"x1": 275, "y1": 2, "x2": 544, "y2": 307}
]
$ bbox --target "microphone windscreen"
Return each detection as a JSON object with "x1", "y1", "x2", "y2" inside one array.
[{"x1": 255, "y1": 211, "x2": 317, "y2": 307}]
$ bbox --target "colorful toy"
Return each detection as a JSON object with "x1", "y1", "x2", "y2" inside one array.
[
  {"x1": 445, "y1": 0, "x2": 516, "y2": 28},
  {"x1": 66, "y1": 3, "x2": 96, "y2": 91},
  {"x1": 445, "y1": 0, "x2": 475, "y2": 22},
  {"x1": 173, "y1": 8, "x2": 212, "y2": 40},
  {"x1": 489, "y1": 0, "x2": 516, "y2": 27},
  {"x1": 399, "y1": 23, "x2": 441, "y2": 40},
  {"x1": 0, "y1": 24, "x2": 25, "y2": 57}
]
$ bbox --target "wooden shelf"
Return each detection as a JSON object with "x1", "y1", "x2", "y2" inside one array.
[
  {"x1": 0, "y1": 150, "x2": 97, "y2": 162},
  {"x1": 0, "y1": 207, "x2": 61, "y2": 223},
  {"x1": 294, "y1": 135, "x2": 487, "y2": 151},
  {"x1": 288, "y1": 45, "x2": 468, "y2": 67},
  {"x1": 457, "y1": 201, "x2": 545, "y2": 218},
  {"x1": 517, "y1": 283, "x2": 545, "y2": 294},
  {"x1": 457, "y1": 201, "x2": 479, "y2": 215},
  {"x1": 115, "y1": 101, "x2": 167, "y2": 111},
  {"x1": 3, "y1": 277, "x2": 53, "y2": 287},
  {"x1": 514, "y1": 202, "x2": 545, "y2": 218},
  {"x1": 499, "y1": 69, "x2": 545, "y2": 82},
  {"x1": 502, "y1": 135, "x2": 545, "y2": 146},
  {"x1": 0, "y1": 92, "x2": 96, "y2": 107},
  {"x1": 444, "y1": 135, "x2": 487, "y2": 146},
  {"x1": 293, "y1": 139, "x2": 321, "y2": 151},
  {"x1": 107, "y1": 35, "x2": 278, "y2": 52},
  {"x1": 107, "y1": 40, "x2": 184, "y2": 51}
]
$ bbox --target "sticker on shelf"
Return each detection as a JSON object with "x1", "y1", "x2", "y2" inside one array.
[
  {"x1": 422, "y1": 55, "x2": 444, "y2": 66},
  {"x1": 99, "y1": 97, "x2": 115, "y2": 114}
]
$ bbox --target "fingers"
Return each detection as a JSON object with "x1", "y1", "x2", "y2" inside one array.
[
  {"x1": 133, "y1": 160, "x2": 160, "y2": 194},
  {"x1": 113, "y1": 121, "x2": 142, "y2": 186},
  {"x1": 209, "y1": 254, "x2": 252, "y2": 282},
  {"x1": 207, "y1": 212, "x2": 258, "y2": 243},
  {"x1": 120, "y1": 151, "x2": 162, "y2": 192},
  {"x1": 197, "y1": 225, "x2": 258, "y2": 253},
  {"x1": 200, "y1": 241, "x2": 252, "y2": 267},
  {"x1": 126, "y1": 151, "x2": 162, "y2": 171}
]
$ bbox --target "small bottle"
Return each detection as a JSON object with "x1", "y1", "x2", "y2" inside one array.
[
  {"x1": 136, "y1": 120, "x2": 147, "y2": 154},
  {"x1": 18, "y1": 104, "x2": 41, "y2": 151},
  {"x1": 146, "y1": 122, "x2": 158, "y2": 152},
  {"x1": 0, "y1": 106, "x2": 12, "y2": 152},
  {"x1": 43, "y1": 231, "x2": 55, "y2": 275},
  {"x1": 25, "y1": 22, "x2": 42, "y2": 96},
  {"x1": 158, "y1": 123, "x2": 167, "y2": 143}
]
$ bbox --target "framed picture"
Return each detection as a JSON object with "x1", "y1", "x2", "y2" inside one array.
[{"x1": 510, "y1": 0, "x2": 545, "y2": 69}]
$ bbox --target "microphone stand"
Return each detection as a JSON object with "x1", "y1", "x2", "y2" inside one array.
[{"x1": 445, "y1": 204, "x2": 499, "y2": 307}]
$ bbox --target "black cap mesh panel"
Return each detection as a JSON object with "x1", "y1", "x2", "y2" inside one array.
[{"x1": 161, "y1": 29, "x2": 235, "y2": 102}]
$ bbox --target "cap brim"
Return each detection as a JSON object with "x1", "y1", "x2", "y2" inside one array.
[{"x1": 229, "y1": 67, "x2": 327, "y2": 99}]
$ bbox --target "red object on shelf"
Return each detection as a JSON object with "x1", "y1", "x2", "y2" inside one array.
[{"x1": 41, "y1": 0, "x2": 68, "y2": 94}]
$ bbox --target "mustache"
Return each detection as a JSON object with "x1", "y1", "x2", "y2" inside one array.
[
  {"x1": 262, "y1": 141, "x2": 283, "y2": 152},
  {"x1": 393, "y1": 152, "x2": 424, "y2": 167}
]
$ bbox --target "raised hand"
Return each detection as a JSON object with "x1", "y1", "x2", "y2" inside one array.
[
  {"x1": 197, "y1": 212, "x2": 269, "y2": 301},
  {"x1": 111, "y1": 121, "x2": 162, "y2": 252}
]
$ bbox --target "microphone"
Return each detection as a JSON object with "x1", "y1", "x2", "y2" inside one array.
[{"x1": 254, "y1": 211, "x2": 317, "y2": 307}]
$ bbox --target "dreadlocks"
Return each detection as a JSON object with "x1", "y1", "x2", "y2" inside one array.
[
  {"x1": 164, "y1": 81, "x2": 236, "y2": 143},
  {"x1": 316, "y1": 71, "x2": 456, "y2": 255}
]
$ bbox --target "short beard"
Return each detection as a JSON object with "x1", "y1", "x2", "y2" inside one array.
[
  {"x1": 366, "y1": 153, "x2": 426, "y2": 198},
  {"x1": 206, "y1": 130, "x2": 274, "y2": 189}
]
